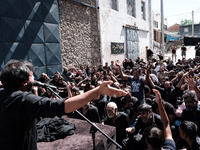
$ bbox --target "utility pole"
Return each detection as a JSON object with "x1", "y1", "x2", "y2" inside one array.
[
  {"x1": 160, "y1": 0, "x2": 164, "y2": 55},
  {"x1": 149, "y1": 0, "x2": 153, "y2": 50},
  {"x1": 192, "y1": 10, "x2": 194, "y2": 37}
]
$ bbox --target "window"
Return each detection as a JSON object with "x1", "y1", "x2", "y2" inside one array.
[
  {"x1": 111, "y1": 0, "x2": 118, "y2": 11},
  {"x1": 153, "y1": 21, "x2": 158, "y2": 28},
  {"x1": 141, "y1": 1, "x2": 145, "y2": 20},
  {"x1": 164, "y1": 25, "x2": 167, "y2": 30},
  {"x1": 184, "y1": 27, "x2": 189, "y2": 33},
  {"x1": 127, "y1": 0, "x2": 136, "y2": 17}
]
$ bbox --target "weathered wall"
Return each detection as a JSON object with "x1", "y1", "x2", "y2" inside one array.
[{"x1": 58, "y1": 0, "x2": 101, "y2": 68}]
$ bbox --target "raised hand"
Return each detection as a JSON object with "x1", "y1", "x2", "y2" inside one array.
[
  {"x1": 152, "y1": 89, "x2": 162, "y2": 104},
  {"x1": 185, "y1": 75, "x2": 197, "y2": 88},
  {"x1": 115, "y1": 60, "x2": 121, "y2": 67}
]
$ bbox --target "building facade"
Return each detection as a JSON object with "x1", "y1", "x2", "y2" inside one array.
[
  {"x1": 152, "y1": 12, "x2": 168, "y2": 53},
  {"x1": 0, "y1": 0, "x2": 155, "y2": 76},
  {"x1": 98, "y1": 0, "x2": 153, "y2": 64},
  {"x1": 179, "y1": 24, "x2": 200, "y2": 37}
]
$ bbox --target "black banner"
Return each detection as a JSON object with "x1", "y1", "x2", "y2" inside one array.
[
  {"x1": 184, "y1": 37, "x2": 200, "y2": 46},
  {"x1": 111, "y1": 42, "x2": 124, "y2": 54}
]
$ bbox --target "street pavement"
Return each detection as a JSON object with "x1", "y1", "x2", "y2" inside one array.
[{"x1": 164, "y1": 46, "x2": 196, "y2": 62}]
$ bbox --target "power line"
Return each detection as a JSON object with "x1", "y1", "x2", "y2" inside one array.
[
  {"x1": 166, "y1": 9, "x2": 200, "y2": 18},
  {"x1": 196, "y1": 7, "x2": 200, "y2": 11},
  {"x1": 166, "y1": 12, "x2": 191, "y2": 18}
]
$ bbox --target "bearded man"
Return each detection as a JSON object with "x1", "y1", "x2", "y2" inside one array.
[
  {"x1": 122, "y1": 103, "x2": 163, "y2": 150},
  {"x1": 181, "y1": 90, "x2": 200, "y2": 135},
  {"x1": 103, "y1": 102, "x2": 130, "y2": 146}
]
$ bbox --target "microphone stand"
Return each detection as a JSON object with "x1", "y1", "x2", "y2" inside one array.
[
  {"x1": 46, "y1": 86, "x2": 122, "y2": 149},
  {"x1": 90, "y1": 123, "x2": 97, "y2": 150}
]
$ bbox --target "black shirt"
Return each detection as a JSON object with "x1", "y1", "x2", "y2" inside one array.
[
  {"x1": 167, "y1": 64, "x2": 175, "y2": 71},
  {"x1": 71, "y1": 104, "x2": 100, "y2": 123},
  {"x1": 147, "y1": 49, "x2": 153, "y2": 57},
  {"x1": 155, "y1": 85, "x2": 182, "y2": 108},
  {"x1": 104, "y1": 112, "x2": 130, "y2": 145},
  {"x1": 0, "y1": 89, "x2": 65, "y2": 150},
  {"x1": 189, "y1": 136, "x2": 200, "y2": 150},
  {"x1": 134, "y1": 113, "x2": 163, "y2": 135},
  {"x1": 172, "y1": 48, "x2": 176, "y2": 54},
  {"x1": 181, "y1": 46, "x2": 186, "y2": 52},
  {"x1": 182, "y1": 109, "x2": 200, "y2": 135},
  {"x1": 195, "y1": 45, "x2": 200, "y2": 57}
]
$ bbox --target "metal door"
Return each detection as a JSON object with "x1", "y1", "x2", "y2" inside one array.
[
  {"x1": 0, "y1": 0, "x2": 62, "y2": 79},
  {"x1": 126, "y1": 27, "x2": 139, "y2": 61}
]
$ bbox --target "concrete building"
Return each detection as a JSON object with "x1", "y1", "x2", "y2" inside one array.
[
  {"x1": 152, "y1": 12, "x2": 168, "y2": 53},
  {"x1": 179, "y1": 24, "x2": 200, "y2": 37},
  {"x1": 98, "y1": 0, "x2": 153, "y2": 64},
  {"x1": 0, "y1": 0, "x2": 155, "y2": 78}
]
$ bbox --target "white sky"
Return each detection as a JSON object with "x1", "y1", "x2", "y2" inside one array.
[{"x1": 152, "y1": 0, "x2": 200, "y2": 27}]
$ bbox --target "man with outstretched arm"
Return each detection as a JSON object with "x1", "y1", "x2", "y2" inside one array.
[
  {"x1": 0, "y1": 60, "x2": 127, "y2": 150},
  {"x1": 115, "y1": 60, "x2": 150, "y2": 104}
]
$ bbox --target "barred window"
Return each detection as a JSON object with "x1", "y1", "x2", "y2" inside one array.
[
  {"x1": 184, "y1": 27, "x2": 189, "y2": 33},
  {"x1": 141, "y1": 1, "x2": 145, "y2": 20},
  {"x1": 127, "y1": 0, "x2": 136, "y2": 17},
  {"x1": 164, "y1": 25, "x2": 167, "y2": 30},
  {"x1": 111, "y1": 0, "x2": 118, "y2": 11},
  {"x1": 154, "y1": 21, "x2": 158, "y2": 28}
]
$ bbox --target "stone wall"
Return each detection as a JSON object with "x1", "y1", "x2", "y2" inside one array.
[{"x1": 58, "y1": 0, "x2": 101, "y2": 68}]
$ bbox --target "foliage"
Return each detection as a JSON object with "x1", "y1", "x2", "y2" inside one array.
[{"x1": 180, "y1": 19, "x2": 193, "y2": 25}]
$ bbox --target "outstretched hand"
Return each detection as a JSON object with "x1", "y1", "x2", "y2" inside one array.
[{"x1": 98, "y1": 81, "x2": 127, "y2": 98}]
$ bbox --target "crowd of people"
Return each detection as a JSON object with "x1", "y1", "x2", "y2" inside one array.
[
  {"x1": 1, "y1": 52, "x2": 200, "y2": 149},
  {"x1": 27, "y1": 54, "x2": 200, "y2": 149}
]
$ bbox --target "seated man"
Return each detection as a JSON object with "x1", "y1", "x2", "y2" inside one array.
[
  {"x1": 103, "y1": 102, "x2": 130, "y2": 146},
  {"x1": 179, "y1": 121, "x2": 200, "y2": 149},
  {"x1": 144, "y1": 89, "x2": 176, "y2": 150},
  {"x1": 71, "y1": 102, "x2": 101, "y2": 123},
  {"x1": 181, "y1": 90, "x2": 200, "y2": 135},
  {"x1": 123, "y1": 103, "x2": 163, "y2": 150},
  {"x1": 152, "y1": 100, "x2": 175, "y2": 126},
  {"x1": 149, "y1": 71, "x2": 187, "y2": 109}
]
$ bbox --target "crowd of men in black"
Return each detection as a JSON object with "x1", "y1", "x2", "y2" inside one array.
[{"x1": 4, "y1": 54, "x2": 200, "y2": 150}]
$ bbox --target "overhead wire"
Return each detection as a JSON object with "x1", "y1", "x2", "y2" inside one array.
[{"x1": 166, "y1": 7, "x2": 200, "y2": 18}]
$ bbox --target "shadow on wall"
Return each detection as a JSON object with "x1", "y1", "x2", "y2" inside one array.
[{"x1": 0, "y1": 0, "x2": 62, "y2": 79}]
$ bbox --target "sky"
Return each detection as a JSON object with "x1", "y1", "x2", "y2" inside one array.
[{"x1": 152, "y1": 0, "x2": 200, "y2": 27}]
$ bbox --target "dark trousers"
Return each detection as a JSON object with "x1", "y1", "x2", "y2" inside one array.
[{"x1": 122, "y1": 134, "x2": 147, "y2": 150}]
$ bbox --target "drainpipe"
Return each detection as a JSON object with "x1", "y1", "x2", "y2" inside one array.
[
  {"x1": 96, "y1": 0, "x2": 104, "y2": 65},
  {"x1": 160, "y1": 0, "x2": 164, "y2": 55},
  {"x1": 148, "y1": 0, "x2": 153, "y2": 50},
  {"x1": 192, "y1": 10, "x2": 194, "y2": 37}
]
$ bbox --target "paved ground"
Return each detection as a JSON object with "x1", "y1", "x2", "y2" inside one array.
[{"x1": 164, "y1": 46, "x2": 196, "y2": 62}]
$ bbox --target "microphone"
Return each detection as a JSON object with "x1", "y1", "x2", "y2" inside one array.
[{"x1": 33, "y1": 81, "x2": 57, "y2": 90}]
